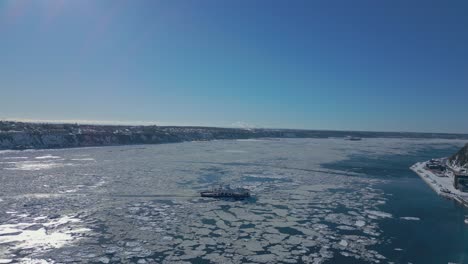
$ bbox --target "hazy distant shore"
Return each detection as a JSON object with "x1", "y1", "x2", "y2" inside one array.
[{"x1": 1, "y1": 121, "x2": 468, "y2": 150}]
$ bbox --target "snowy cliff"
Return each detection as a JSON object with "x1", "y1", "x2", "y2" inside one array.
[
  {"x1": 1, "y1": 121, "x2": 468, "y2": 150},
  {"x1": 449, "y1": 143, "x2": 468, "y2": 171},
  {"x1": 0, "y1": 122, "x2": 273, "y2": 150}
]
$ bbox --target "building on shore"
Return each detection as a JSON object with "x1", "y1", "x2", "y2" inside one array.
[
  {"x1": 453, "y1": 173, "x2": 468, "y2": 192},
  {"x1": 427, "y1": 163, "x2": 446, "y2": 171},
  {"x1": 425, "y1": 159, "x2": 446, "y2": 175}
]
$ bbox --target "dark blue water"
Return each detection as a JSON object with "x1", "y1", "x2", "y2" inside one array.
[{"x1": 324, "y1": 146, "x2": 468, "y2": 264}]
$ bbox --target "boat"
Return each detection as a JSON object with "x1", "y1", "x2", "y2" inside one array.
[
  {"x1": 465, "y1": 216, "x2": 468, "y2": 225},
  {"x1": 200, "y1": 185, "x2": 251, "y2": 198}
]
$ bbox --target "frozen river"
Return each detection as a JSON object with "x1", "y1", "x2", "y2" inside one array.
[{"x1": 0, "y1": 138, "x2": 467, "y2": 263}]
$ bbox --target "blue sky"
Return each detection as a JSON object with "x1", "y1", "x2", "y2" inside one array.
[{"x1": 1, "y1": 0, "x2": 467, "y2": 133}]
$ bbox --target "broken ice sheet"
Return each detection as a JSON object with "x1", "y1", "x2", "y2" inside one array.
[{"x1": 2, "y1": 138, "x2": 460, "y2": 263}]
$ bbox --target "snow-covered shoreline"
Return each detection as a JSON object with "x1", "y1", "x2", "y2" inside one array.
[{"x1": 410, "y1": 162, "x2": 468, "y2": 207}]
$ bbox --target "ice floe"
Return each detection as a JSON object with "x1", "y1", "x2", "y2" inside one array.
[
  {"x1": 355, "y1": 220, "x2": 366, "y2": 227},
  {"x1": 70, "y1": 158, "x2": 95, "y2": 161},
  {"x1": 3, "y1": 161, "x2": 71, "y2": 171},
  {"x1": 2, "y1": 157, "x2": 28, "y2": 160},
  {"x1": 365, "y1": 210, "x2": 393, "y2": 219},
  {"x1": 34, "y1": 155, "x2": 61, "y2": 160},
  {"x1": 400, "y1": 217, "x2": 420, "y2": 221},
  {"x1": 223, "y1": 150, "x2": 247, "y2": 153}
]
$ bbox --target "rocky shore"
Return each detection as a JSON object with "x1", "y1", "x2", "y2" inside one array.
[{"x1": 1, "y1": 121, "x2": 468, "y2": 150}]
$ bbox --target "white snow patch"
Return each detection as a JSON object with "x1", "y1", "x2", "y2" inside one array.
[
  {"x1": 18, "y1": 258, "x2": 53, "y2": 264},
  {"x1": 4, "y1": 161, "x2": 67, "y2": 171},
  {"x1": 60, "y1": 189, "x2": 78, "y2": 193},
  {"x1": 2, "y1": 156, "x2": 75, "y2": 171},
  {"x1": 0, "y1": 215, "x2": 90, "y2": 252}
]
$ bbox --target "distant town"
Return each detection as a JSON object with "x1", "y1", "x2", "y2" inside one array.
[{"x1": 2, "y1": 121, "x2": 468, "y2": 151}]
